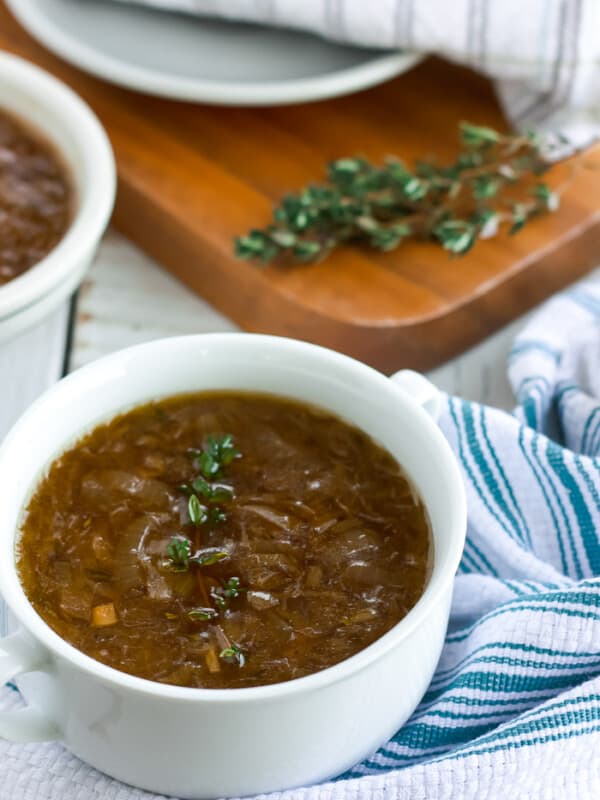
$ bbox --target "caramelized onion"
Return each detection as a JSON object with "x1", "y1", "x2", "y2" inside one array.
[
  {"x1": 81, "y1": 470, "x2": 173, "y2": 511},
  {"x1": 247, "y1": 590, "x2": 279, "y2": 610},
  {"x1": 241, "y1": 504, "x2": 291, "y2": 531},
  {"x1": 18, "y1": 391, "x2": 430, "y2": 689}
]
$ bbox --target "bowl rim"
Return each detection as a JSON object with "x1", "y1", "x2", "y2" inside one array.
[
  {"x1": 0, "y1": 334, "x2": 467, "y2": 703},
  {"x1": 0, "y1": 51, "x2": 115, "y2": 319}
]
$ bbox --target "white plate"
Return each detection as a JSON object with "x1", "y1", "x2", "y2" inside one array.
[{"x1": 6, "y1": 0, "x2": 424, "y2": 106}]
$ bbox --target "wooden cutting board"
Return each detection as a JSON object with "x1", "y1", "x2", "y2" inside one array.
[{"x1": 2, "y1": 4, "x2": 600, "y2": 373}]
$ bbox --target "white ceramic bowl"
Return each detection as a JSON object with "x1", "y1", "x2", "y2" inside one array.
[
  {"x1": 0, "y1": 334, "x2": 466, "y2": 799},
  {"x1": 0, "y1": 52, "x2": 115, "y2": 437}
]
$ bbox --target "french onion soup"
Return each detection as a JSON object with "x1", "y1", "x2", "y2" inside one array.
[
  {"x1": 0, "y1": 109, "x2": 72, "y2": 285},
  {"x1": 17, "y1": 392, "x2": 431, "y2": 689}
]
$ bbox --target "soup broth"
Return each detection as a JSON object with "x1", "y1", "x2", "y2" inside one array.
[
  {"x1": 0, "y1": 109, "x2": 72, "y2": 285},
  {"x1": 17, "y1": 392, "x2": 431, "y2": 689}
]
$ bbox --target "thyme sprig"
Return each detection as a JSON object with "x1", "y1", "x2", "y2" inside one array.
[
  {"x1": 163, "y1": 434, "x2": 248, "y2": 668},
  {"x1": 187, "y1": 607, "x2": 219, "y2": 622},
  {"x1": 235, "y1": 122, "x2": 565, "y2": 263},
  {"x1": 165, "y1": 535, "x2": 192, "y2": 571},
  {"x1": 181, "y1": 434, "x2": 241, "y2": 528},
  {"x1": 165, "y1": 434, "x2": 241, "y2": 569},
  {"x1": 220, "y1": 643, "x2": 246, "y2": 668},
  {"x1": 188, "y1": 434, "x2": 241, "y2": 481},
  {"x1": 210, "y1": 576, "x2": 246, "y2": 610},
  {"x1": 164, "y1": 536, "x2": 228, "y2": 572}
]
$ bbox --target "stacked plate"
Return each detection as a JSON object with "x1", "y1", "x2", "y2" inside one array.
[{"x1": 6, "y1": 0, "x2": 423, "y2": 105}]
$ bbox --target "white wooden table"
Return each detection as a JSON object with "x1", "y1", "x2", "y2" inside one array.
[
  {"x1": 7, "y1": 223, "x2": 572, "y2": 460},
  {"x1": 68, "y1": 229, "x2": 527, "y2": 408}
]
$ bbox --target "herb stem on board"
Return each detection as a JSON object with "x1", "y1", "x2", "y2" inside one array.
[{"x1": 234, "y1": 122, "x2": 570, "y2": 264}]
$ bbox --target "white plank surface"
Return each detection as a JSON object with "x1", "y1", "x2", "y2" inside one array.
[
  {"x1": 71, "y1": 229, "x2": 527, "y2": 409},
  {"x1": 71, "y1": 231, "x2": 235, "y2": 370},
  {"x1": 1, "y1": 299, "x2": 71, "y2": 442}
]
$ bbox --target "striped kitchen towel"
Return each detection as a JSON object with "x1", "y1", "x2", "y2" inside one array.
[
  {"x1": 115, "y1": 0, "x2": 600, "y2": 146},
  {"x1": 2, "y1": 276, "x2": 600, "y2": 798}
]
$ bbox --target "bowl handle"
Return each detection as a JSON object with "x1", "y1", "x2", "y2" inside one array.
[
  {"x1": 0, "y1": 629, "x2": 60, "y2": 742},
  {"x1": 389, "y1": 369, "x2": 442, "y2": 421}
]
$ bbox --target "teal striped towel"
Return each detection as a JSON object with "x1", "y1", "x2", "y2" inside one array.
[{"x1": 2, "y1": 280, "x2": 600, "y2": 798}]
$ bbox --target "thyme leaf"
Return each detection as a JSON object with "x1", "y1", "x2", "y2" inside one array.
[
  {"x1": 187, "y1": 607, "x2": 219, "y2": 622},
  {"x1": 165, "y1": 535, "x2": 192, "y2": 571},
  {"x1": 190, "y1": 548, "x2": 230, "y2": 568},
  {"x1": 189, "y1": 434, "x2": 241, "y2": 480},
  {"x1": 188, "y1": 494, "x2": 208, "y2": 525},
  {"x1": 210, "y1": 576, "x2": 245, "y2": 610},
  {"x1": 219, "y1": 643, "x2": 246, "y2": 668},
  {"x1": 163, "y1": 434, "x2": 246, "y2": 667}
]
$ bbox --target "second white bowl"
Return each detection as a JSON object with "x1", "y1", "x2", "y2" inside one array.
[{"x1": 0, "y1": 52, "x2": 116, "y2": 438}]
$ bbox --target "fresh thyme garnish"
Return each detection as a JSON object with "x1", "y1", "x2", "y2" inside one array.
[
  {"x1": 163, "y1": 434, "x2": 247, "y2": 667},
  {"x1": 234, "y1": 122, "x2": 565, "y2": 263},
  {"x1": 182, "y1": 435, "x2": 240, "y2": 527},
  {"x1": 180, "y1": 477, "x2": 234, "y2": 504},
  {"x1": 187, "y1": 607, "x2": 219, "y2": 622},
  {"x1": 165, "y1": 535, "x2": 192, "y2": 572},
  {"x1": 191, "y1": 548, "x2": 230, "y2": 567},
  {"x1": 164, "y1": 538, "x2": 229, "y2": 571},
  {"x1": 219, "y1": 643, "x2": 246, "y2": 667},
  {"x1": 188, "y1": 434, "x2": 241, "y2": 480},
  {"x1": 222, "y1": 576, "x2": 244, "y2": 598},
  {"x1": 182, "y1": 435, "x2": 241, "y2": 528},
  {"x1": 210, "y1": 576, "x2": 245, "y2": 610},
  {"x1": 188, "y1": 494, "x2": 208, "y2": 525},
  {"x1": 183, "y1": 492, "x2": 229, "y2": 526}
]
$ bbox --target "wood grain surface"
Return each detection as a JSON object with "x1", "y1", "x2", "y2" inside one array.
[{"x1": 2, "y1": 3, "x2": 599, "y2": 372}]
